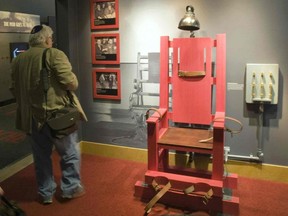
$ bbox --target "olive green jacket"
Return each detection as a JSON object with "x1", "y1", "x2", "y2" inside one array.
[{"x1": 10, "y1": 45, "x2": 87, "y2": 134}]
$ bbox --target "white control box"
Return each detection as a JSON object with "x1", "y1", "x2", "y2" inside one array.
[{"x1": 245, "y1": 64, "x2": 279, "y2": 104}]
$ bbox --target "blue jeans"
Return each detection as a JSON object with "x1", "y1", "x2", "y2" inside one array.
[{"x1": 31, "y1": 120, "x2": 82, "y2": 200}]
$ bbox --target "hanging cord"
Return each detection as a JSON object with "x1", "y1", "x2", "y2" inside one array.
[
  {"x1": 257, "y1": 103, "x2": 264, "y2": 158},
  {"x1": 199, "y1": 116, "x2": 243, "y2": 143},
  {"x1": 145, "y1": 108, "x2": 163, "y2": 120}
]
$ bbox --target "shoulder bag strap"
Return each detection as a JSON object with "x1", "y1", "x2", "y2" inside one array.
[
  {"x1": 40, "y1": 48, "x2": 50, "y2": 121},
  {"x1": 67, "y1": 90, "x2": 76, "y2": 106},
  {"x1": 41, "y1": 48, "x2": 50, "y2": 93}
]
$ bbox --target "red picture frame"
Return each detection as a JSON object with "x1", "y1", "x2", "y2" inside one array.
[
  {"x1": 92, "y1": 68, "x2": 121, "y2": 100},
  {"x1": 90, "y1": 0, "x2": 119, "y2": 30},
  {"x1": 91, "y1": 33, "x2": 120, "y2": 65}
]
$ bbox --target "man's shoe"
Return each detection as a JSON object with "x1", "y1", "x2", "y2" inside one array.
[
  {"x1": 62, "y1": 184, "x2": 85, "y2": 199},
  {"x1": 42, "y1": 197, "x2": 53, "y2": 205}
]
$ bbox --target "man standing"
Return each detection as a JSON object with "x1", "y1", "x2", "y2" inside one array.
[{"x1": 10, "y1": 25, "x2": 87, "y2": 204}]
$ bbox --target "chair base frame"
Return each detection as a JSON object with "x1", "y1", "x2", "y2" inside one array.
[{"x1": 134, "y1": 170, "x2": 239, "y2": 215}]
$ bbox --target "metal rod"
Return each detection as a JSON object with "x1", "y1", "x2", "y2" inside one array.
[{"x1": 228, "y1": 154, "x2": 261, "y2": 162}]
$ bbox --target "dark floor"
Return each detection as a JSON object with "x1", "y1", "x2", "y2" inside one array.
[{"x1": 0, "y1": 103, "x2": 32, "y2": 169}]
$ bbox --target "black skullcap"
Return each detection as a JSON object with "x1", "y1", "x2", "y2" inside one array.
[{"x1": 30, "y1": 25, "x2": 43, "y2": 34}]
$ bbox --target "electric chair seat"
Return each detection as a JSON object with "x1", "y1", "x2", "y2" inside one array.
[
  {"x1": 159, "y1": 127, "x2": 213, "y2": 152},
  {"x1": 135, "y1": 34, "x2": 239, "y2": 215}
]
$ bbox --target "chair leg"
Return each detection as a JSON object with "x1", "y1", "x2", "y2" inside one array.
[
  {"x1": 212, "y1": 129, "x2": 224, "y2": 180},
  {"x1": 147, "y1": 123, "x2": 158, "y2": 171},
  {"x1": 160, "y1": 149, "x2": 169, "y2": 171},
  {"x1": 188, "y1": 152, "x2": 194, "y2": 162}
]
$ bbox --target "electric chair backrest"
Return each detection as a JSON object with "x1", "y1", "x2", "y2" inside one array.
[{"x1": 159, "y1": 34, "x2": 226, "y2": 126}]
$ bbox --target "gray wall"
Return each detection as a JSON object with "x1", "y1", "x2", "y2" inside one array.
[
  {"x1": 0, "y1": 0, "x2": 55, "y2": 104},
  {"x1": 0, "y1": 0, "x2": 55, "y2": 23},
  {"x1": 68, "y1": 0, "x2": 288, "y2": 166},
  {"x1": 3, "y1": 0, "x2": 288, "y2": 166}
]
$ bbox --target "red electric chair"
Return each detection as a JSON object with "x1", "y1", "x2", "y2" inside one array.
[{"x1": 134, "y1": 34, "x2": 239, "y2": 215}]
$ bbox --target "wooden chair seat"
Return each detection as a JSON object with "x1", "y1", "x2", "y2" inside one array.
[{"x1": 158, "y1": 128, "x2": 213, "y2": 153}]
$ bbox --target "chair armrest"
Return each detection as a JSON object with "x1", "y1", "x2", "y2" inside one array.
[
  {"x1": 213, "y1": 112, "x2": 225, "y2": 129},
  {"x1": 146, "y1": 108, "x2": 167, "y2": 124},
  {"x1": 146, "y1": 108, "x2": 168, "y2": 138}
]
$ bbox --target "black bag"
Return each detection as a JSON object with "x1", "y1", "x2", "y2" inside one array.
[
  {"x1": 41, "y1": 48, "x2": 80, "y2": 139},
  {"x1": 47, "y1": 106, "x2": 80, "y2": 139},
  {"x1": 0, "y1": 196, "x2": 26, "y2": 216}
]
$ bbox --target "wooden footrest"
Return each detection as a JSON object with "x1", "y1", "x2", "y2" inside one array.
[
  {"x1": 135, "y1": 180, "x2": 239, "y2": 215},
  {"x1": 144, "y1": 170, "x2": 223, "y2": 197},
  {"x1": 134, "y1": 170, "x2": 239, "y2": 215}
]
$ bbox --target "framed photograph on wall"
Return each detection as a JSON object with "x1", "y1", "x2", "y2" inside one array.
[
  {"x1": 90, "y1": 0, "x2": 119, "y2": 30},
  {"x1": 91, "y1": 33, "x2": 120, "y2": 65},
  {"x1": 92, "y1": 68, "x2": 121, "y2": 100}
]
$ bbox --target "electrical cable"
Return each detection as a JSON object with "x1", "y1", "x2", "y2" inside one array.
[
  {"x1": 145, "y1": 108, "x2": 163, "y2": 120},
  {"x1": 199, "y1": 116, "x2": 243, "y2": 143}
]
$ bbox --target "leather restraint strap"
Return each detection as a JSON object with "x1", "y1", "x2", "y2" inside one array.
[
  {"x1": 144, "y1": 177, "x2": 214, "y2": 214},
  {"x1": 202, "y1": 188, "x2": 213, "y2": 205},
  {"x1": 183, "y1": 185, "x2": 195, "y2": 195},
  {"x1": 144, "y1": 177, "x2": 171, "y2": 213}
]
